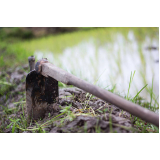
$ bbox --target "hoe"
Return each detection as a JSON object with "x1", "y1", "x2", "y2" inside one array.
[{"x1": 26, "y1": 56, "x2": 159, "y2": 127}]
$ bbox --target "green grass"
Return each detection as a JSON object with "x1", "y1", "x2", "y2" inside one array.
[
  {"x1": 0, "y1": 68, "x2": 156, "y2": 133},
  {"x1": 0, "y1": 77, "x2": 158, "y2": 133},
  {"x1": 0, "y1": 27, "x2": 159, "y2": 133},
  {"x1": 0, "y1": 79, "x2": 14, "y2": 96},
  {"x1": 0, "y1": 27, "x2": 158, "y2": 70},
  {"x1": 126, "y1": 70, "x2": 136, "y2": 100}
]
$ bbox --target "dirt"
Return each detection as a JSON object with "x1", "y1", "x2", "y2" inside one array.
[{"x1": 0, "y1": 65, "x2": 136, "y2": 133}]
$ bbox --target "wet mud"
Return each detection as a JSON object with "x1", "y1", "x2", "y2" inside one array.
[{"x1": 0, "y1": 66, "x2": 136, "y2": 133}]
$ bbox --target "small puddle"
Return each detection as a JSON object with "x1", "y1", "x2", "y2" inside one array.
[{"x1": 34, "y1": 31, "x2": 159, "y2": 105}]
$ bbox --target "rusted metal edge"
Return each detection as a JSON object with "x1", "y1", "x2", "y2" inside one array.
[
  {"x1": 26, "y1": 58, "x2": 59, "y2": 120},
  {"x1": 28, "y1": 56, "x2": 35, "y2": 71}
]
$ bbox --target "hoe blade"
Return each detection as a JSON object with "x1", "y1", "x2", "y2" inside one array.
[{"x1": 26, "y1": 70, "x2": 58, "y2": 120}]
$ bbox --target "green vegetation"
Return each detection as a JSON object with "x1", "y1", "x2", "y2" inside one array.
[
  {"x1": 0, "y1": 27, "x2": 159, "y2": 133},
  {"x1": 0, "y1": 27, "x2": 158, "y2": 70},
  {"x1": 0, "y1": 69, "x2": 159, "y2": 133}
]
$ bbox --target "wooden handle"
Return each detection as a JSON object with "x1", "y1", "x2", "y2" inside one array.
[{"x1": 37, "y1": 62, "x2": 159, "y2": 127}]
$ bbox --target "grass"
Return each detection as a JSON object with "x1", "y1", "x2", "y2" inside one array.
[
  {"x1": 0, "y1": 63, "x2": 158, "y2": 133},
  {"x1": 126, "y1": 72, "x2": 159, "y2": 133},
  {"x1": 0, "y1": 76, "x2": 15, "y2": 96},
  {"x1": 0, "y1": 27, "x2": 159, "y2": 133},
  {"x1": 0, "y1": 83, "x2": 158, "y2": 133},
  {"x1": 0, "y1": 27, "x2": 158, "y2": 70}
]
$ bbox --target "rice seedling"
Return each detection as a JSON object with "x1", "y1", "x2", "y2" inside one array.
[{"x1": 0, "y1": 27, "x2": 158, "y2": 133}]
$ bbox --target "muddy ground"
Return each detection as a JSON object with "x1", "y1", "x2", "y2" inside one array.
[{"x1": 0, "y1": 65, "x2": 144, "y2": 133}]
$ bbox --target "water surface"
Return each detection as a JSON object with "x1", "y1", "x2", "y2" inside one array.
[{"x1": 34, "y1": 31, "x2": 159, "y2": 104}]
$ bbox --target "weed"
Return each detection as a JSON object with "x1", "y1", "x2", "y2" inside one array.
[
  {"x1": 95, "y1": 120, "x2": 101, "y2": 133},
  {"x1": 132, "y1": 84, "x2": 148, "y2": 103},
  {"x1": 109, "y1": 114, "x2": 113, "y2": 133},
  {"x1": 58, "y1": 82, "x2": 67, "y2": 87},
  {"x1": 0, "y1": 79, "x2": 14, "y2": 96},
  {"x1": 2, "y1": 105, "x2": 16, "y2": 115},
  {"x1": 126, "y1": 70, "x2": 136, "y2": 100},
  {"x1": 7, "y1": 118, "x2": 21, "y2": 133},
  {"x1": 108, "y1": 84, "x2": 117, "y2": 93},
  {"x1": 60, "y1": 105, "x2": 76, "y2": 121},
  {"x1": 0, "y1": 27, "x2": 158, "y2": 133}
]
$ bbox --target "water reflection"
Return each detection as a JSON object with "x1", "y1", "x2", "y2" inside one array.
[{"x1": 34, "y1": 31, "x2": 159, "y2": 103}]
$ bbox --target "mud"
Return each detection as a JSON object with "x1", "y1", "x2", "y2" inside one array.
[
  {"x1": 48, "y1": 88, "x2": 133, "y2": 133},
  {"x1": 0, "y1": 66, "x2": 136, "y2": 133}
]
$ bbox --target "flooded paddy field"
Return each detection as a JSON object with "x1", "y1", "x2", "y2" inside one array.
[
  {"x1": 0, "y1": 27, "x2": 159, "y2": 133},
  {"x1": 34, "y1": 29, "x2": 159, "y2": 106}
]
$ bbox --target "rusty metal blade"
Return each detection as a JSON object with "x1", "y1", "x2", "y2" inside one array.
[{"x1": 26, "y1": 65, "x2": 59, "y2": 120}]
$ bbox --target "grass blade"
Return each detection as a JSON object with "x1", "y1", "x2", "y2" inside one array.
[
  {"x1": 126, "y1": 71, "x2": 136, "y2": 100},
  {"x1": 132, "y1": 84, "x2": 148, "y2": 102},
  {"x1": 0, "y1": 80, "x2": 12, "y2": 86},
  {"x1": 12, "y1": 123, "x2": 15, "y2": 133}
]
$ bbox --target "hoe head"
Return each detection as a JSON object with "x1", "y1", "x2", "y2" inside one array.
[{"x1": 26, "y1": 57, "x2": 59, "y2": 120}]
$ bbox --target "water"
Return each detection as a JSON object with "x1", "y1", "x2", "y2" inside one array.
[{"x1": 34, "y1": 31, "x2": 159, "y2": 103}]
